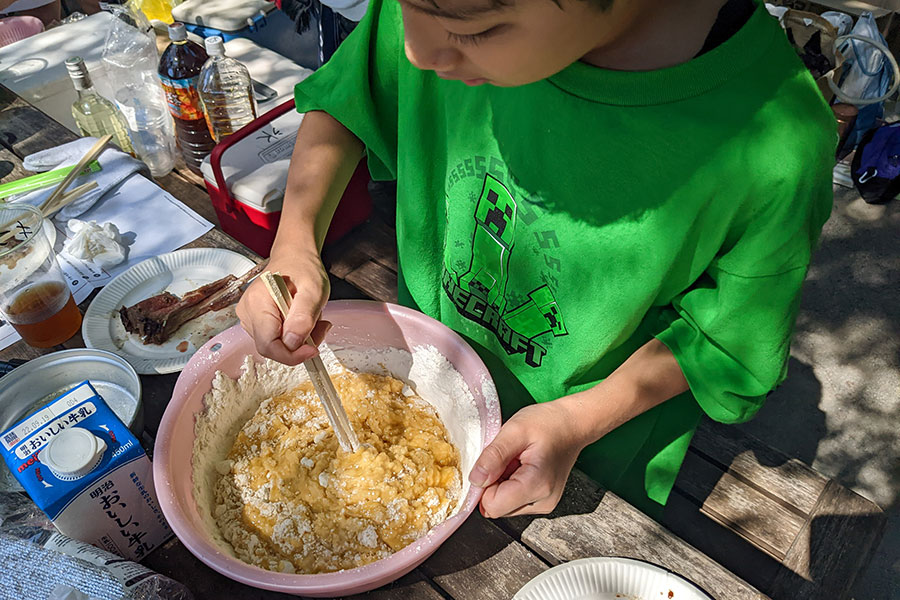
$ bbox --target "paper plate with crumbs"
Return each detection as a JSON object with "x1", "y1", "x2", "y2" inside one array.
[
  {"x1": 513, "y1": 557, "x2": 713, "y2": 600},
  {"x1": 82, "y1": 248, "x2": 257, "y2": 374}
]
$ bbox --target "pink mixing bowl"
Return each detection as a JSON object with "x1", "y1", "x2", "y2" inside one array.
[{"x1": 153, "y1": 300, "x2": 502, "y2": 597}]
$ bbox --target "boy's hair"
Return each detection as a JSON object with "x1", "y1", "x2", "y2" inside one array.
[
  {"x1": 510, "y1": 0, "x2": 614, "y2": 9},
  {"x1": 426, "y1": 0, "x2": 614, "y2": 12}
]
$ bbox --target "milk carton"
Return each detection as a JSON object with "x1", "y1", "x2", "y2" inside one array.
[{"x1": 0, "y1": 381, "x2": 172, "y2": 561}]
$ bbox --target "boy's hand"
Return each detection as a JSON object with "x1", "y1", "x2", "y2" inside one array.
[
  {"x1": 469, "y1": 398, "x2": 588, "y2": 518},
  {"x1": 469, "y1": 339, "x2": 690, "y2": 518},
  {"x1": 236, "y1": 249, "x2": 331, "y2": 366}
]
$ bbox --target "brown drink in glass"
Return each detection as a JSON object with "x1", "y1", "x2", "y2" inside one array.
[{"x1": 0, "y1": 204, "x2": 82, "y2": 348}]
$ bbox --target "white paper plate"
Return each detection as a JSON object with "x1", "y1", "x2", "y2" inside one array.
[
  {"x1": 513, "y1": 557, "x2": 713, "y2": 600},
  {"x1": 82, "y1": 248, "x2": 256, "y2": 374}
]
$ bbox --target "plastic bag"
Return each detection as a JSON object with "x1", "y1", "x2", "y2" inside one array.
[
  {"x1": 765, "y1": 3, "x2": 788, "y2": 21},
  {"x1": 0, "y1": 491, "x2": 53, "y2": 531},
  {"x1": 832, "y1": 13, "x2": 900, "y2": 149},
  {"x1": 49, "y1": 585, "x2": 99, "y2": 600},
  {"x1": 102, "y1": 3, "x2": 177, "y2": 177},
  {"x1": 821, "y1": 11, "x2": 854, "y2": 36},
  {"x1": 101, "y1": 3, "x2": 158, "y2": 88},
  {"x1": 837, "y1": 12, "x2": 894, "y2": 104},
  {"x1": 0, "y1": 525, "x2": 194, "y2": 600}
]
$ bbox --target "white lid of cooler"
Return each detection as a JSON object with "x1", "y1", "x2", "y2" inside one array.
[
  {"x1": 37, "y1": 427, "x2": 107, "y2": 481},
  {"x1": 172, "y1": 0, "x2": 275, "y2": 32},
  {"x1": 200, "y1": 39, "x2": 312, "y2": 213},
  {"x1": 224, "y1": 38, "x2": 311, "y2": 105}
]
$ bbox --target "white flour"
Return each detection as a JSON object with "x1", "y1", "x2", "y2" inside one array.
[{"x1": 192, "y1": 344, "x2": 484, "y2": 561}]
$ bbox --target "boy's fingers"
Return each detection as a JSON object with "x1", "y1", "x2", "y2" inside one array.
[
  {"x1": 469, "y1": 427, "x2": 528, "y2": 488},
  {"x1": 309, "y1": 320, "x2": 333, "y2": 346},
  {"x1": 255, "y1": 338, "x2": 311, "y2": 366},
  {"x1": 281, "y1": 296, "x2": 321, "y2": 351},
  {"x1": 479, "y1": 462, "x2": 544, "y2": 518},
  {"x1": 252, "y1": 304, "x2": 287, "y2": 346}
]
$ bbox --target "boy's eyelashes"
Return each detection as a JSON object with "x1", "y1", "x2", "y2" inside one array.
[{"x1": 446, "y1": 24, "x2": 504, "y2": 45}]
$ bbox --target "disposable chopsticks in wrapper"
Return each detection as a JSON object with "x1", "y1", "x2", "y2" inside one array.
[
  {"x1": 0, "y1": 135, "x2": 110, "y2": 246},
  {"x1": 261, "y1": 271, "x2": 361, "y2": 453}
]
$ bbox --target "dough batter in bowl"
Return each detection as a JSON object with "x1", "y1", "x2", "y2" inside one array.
[
  {"x1": 158, "y1": 302, "x2": 502, "y2": 597},
  {"x1": 191, "y1": 339, "x2": 488, "y2": 580},
  {"x1": 215, "y1": 369, "x2": 462, "y2": 574}
]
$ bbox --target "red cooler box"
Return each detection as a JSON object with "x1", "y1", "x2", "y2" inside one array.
[{"x1": 201, "y1": 99, "x2": 372, "y2": 257}]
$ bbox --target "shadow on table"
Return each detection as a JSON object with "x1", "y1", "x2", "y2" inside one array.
[
  {"x1": 658, "y1": 357, "x2": 830, "y2": 597},
  {"x1": 0, "y1": 102, "x2": 75, "y2": 158},
  {"x1": 144, "y1": 536, "x2": 441, "y2": 600},
  {"x1": 738, "y1": 357, "x2": 826, "y2": 468},
  {"x1": 0, "y1": 159, "x2": 15, "y2": 180}
]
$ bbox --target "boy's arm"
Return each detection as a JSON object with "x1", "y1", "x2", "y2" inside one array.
[
  {"x1": 272, "y1": 110, "x2": 365, "y2": 257},
  {"x1": 470, "y1": 339, "x2": 687, "y2": 518},
  {"x1": 236, "y1": 111, "x2": 364, "y2": 366}
]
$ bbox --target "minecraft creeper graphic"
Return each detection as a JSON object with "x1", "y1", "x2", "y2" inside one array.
[
  {"x1": 503, "y1": 285, "x2": 568, "y2": 339},
  {"x1": 459, "y1": 174, "x2": 517, "y2": 312}
]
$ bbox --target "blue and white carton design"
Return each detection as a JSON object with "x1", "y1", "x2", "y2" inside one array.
[{"x1": 1, "y1": 381, "x2": 172, "y2": 561}]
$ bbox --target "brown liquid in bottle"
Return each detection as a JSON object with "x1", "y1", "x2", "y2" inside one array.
[
  {"x1": 159, "y1": 27, "x2": 216, "y2": 174},
  {"x1": 5, "y1": 282, "x2": 82, "y2": 348}
]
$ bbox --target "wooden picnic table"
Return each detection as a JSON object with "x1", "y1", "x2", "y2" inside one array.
[{"x1": 0, "y1": 84, "x2": 886, "y2": 600}]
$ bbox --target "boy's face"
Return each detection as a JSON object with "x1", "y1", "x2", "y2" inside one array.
[{"x1": 398, "y1": 0, "x2": 635, "y2": 87}]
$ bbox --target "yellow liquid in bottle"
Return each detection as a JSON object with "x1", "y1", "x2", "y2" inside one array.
[{"x1": 71, "y1": 93, "x2": 135, "y2": 156}]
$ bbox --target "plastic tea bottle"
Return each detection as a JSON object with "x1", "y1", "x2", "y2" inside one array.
[
  {"x1": 198, "y1": 36, "x2": 258, "y2": 142},
  {"x1": 158, "y1": 23, "x2": 215, "y2": 173},
  {"x1": 65, "y1": 57, "x2": 134, "y2": 155}
]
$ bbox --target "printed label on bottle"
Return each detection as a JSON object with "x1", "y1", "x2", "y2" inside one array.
[{"x1": 159, "y1": 76, "x2": 203, "y2": 121}]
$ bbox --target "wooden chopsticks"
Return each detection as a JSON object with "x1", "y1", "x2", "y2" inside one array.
[
  {"x1": 38, "y1": 135, "x2": 111, "y2": 216},
  {"x1": 0, "y1": 135, "x2": 111, "y2": 246},
  {"x1": 261, "y1": 271, "x2": 361, "y2": 453},
  {"x1": 0, "y1": 181, "x2": 99, "y2": 246}
]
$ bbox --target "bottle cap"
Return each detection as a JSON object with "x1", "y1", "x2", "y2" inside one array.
[
  {"x1": 204, "y1": 36, "x2": 225, "y2": 57},
  {"x1": 64, "y1": 56, "x2": 92, "y2": 91},
  {"x1": 37, "y1": 427, "x2": 107, "y2": 481},
  {"x1": 167, "y1": 22, "x2": 187, "y2": 42}
]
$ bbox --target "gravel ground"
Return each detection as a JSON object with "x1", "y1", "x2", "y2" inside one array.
[{"x1": 736, "y1": 185, "x2": 900, "y2": 600}]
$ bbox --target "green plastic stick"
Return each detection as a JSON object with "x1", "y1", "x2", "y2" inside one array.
[{"x1": 0, "y1": 161, "x2": 102, "y2": 199}]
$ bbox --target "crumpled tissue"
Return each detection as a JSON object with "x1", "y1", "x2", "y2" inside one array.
[{"x1": 62, "y1": 219, "x2": 127, "y2": 269}]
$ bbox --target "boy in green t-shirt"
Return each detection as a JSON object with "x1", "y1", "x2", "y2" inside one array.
[{"x1": 237, "y1": 0, "x2": 835, "y2": 517}]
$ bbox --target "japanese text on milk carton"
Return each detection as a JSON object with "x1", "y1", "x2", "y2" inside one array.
[{"x1": 0, "y1": 381, "x2": 172, "y2": 560}]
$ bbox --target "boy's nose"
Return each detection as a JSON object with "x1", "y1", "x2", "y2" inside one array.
[
  {"x1": 403, "y1": 15, "x2": 461, "y2": 73},
  {"x1": 404, "y1": 40, "x2": 460, "y2": 72}
]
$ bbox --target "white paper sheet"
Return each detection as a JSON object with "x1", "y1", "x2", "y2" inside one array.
[{"x1": 0, "y1": 175, "x2": 213, "y2": 351}]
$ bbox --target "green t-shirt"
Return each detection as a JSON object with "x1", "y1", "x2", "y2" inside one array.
[{"x1": 295, "y1": 0, "x2": 834, "y2": 514}]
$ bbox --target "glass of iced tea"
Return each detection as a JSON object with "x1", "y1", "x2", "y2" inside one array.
[{"x1": 0, "y1": 203, "x2": 82, "y2": 348}]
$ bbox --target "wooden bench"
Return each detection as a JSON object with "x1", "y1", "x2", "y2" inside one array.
[{"x1": 0, "y1": 85, "x2": 885, "y2": 599}]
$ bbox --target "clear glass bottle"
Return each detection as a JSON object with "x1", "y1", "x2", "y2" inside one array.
[
  {"x1": 198, "y1": 36, "x2": 257, "y2": 142},
  {"x1": 65, "y1": 57, "x2": 135, "y2": 156}
]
